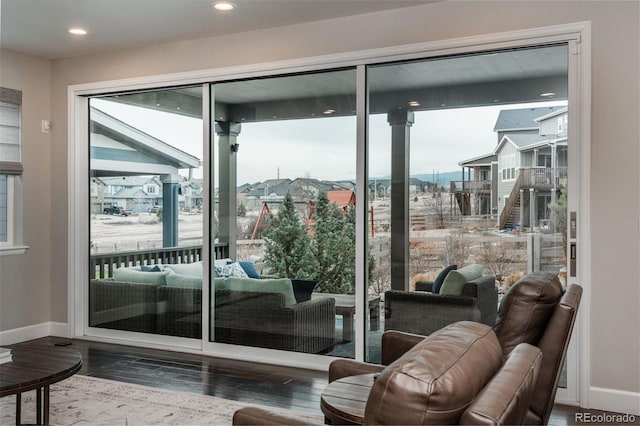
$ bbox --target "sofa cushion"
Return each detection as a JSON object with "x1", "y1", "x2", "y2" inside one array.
[
  {"x1": 432, "y1": 264, "x2": 457, "y2": 294},
  {"x1": 225, "y1": 277, "x2": 296, "y2": 305},
  {"x1": 440, "y1": 264, "x2": 483, "y2": 296},
  {"x1": 165, "y1": 272, "x2": 202, "y2": 289},
  {"x1": 164, "y1": 261, "x2": 203, "y2": 278},
  {"x1": 113, "y1": 267, "x2": 168, "y2": 285},
  {"x1": 364, "y1": 321, "x2": 503, "y2": 425},
  {"x1": 493, "y1": 271, "x2": 563, "y2": 356}
]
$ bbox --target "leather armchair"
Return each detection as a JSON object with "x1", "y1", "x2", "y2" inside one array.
[
  {"x1": 330, "y1": 272, "x2": 581, "y2": 425},
  {"x1": 492, "y1": 272, "x2": 582, "y2": 425},
  {"x1": 233, "y1": 322, "x2": 542, "y2": 425}
]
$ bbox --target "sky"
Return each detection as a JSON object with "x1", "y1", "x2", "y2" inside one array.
[{"x1": 91, "y1": 98, "x2": 566, "y2": 184}]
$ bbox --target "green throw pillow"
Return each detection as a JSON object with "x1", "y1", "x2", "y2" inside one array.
[
  {"x1": 439, "y1": 264, "x2": 483, "y2": 296},
  {"x1": 113, "y1": 267, "x2": 168, "y2": 285},
  {"x1": 225, "y1": 277, "x2": 296, "y2": 305}
]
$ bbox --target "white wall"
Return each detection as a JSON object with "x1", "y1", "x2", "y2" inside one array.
[{"x1": 2, "y1": 0, "x2": 638, "y2": 413}]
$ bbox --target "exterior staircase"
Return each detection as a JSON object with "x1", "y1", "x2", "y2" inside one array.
[{"x1": 499, "y1": 173, "x2": 526, "y2": 230}]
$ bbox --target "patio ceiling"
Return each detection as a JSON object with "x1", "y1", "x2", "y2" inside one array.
[{"x1": 109, "y1": 44, "x2": 568, "y2": 122}]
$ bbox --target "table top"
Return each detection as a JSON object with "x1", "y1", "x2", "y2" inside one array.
[
  {"x1": 0, "y1": 345, "x2": 82, "y2": 397},
  {"x1": 320, "y1": 373, "x2": 376, "y2": 425}
]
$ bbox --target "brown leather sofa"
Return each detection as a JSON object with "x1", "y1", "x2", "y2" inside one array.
[{"x1": 233, "y1": 321, "x2": 542, "y2": 425}]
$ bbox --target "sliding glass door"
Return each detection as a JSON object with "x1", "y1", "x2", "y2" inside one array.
[
  {"x1": 208, "y1": 69, "x2": 358, "y2": 355},
  {"x1": 88, "y1": 87, "x2": 205, "y2": 338},
  {"x1": 80, "y1": 36, "x2": 581, "y2": 404},
  {"x1": 365, "y1": 45, "x2": 575, "y2": 396}
]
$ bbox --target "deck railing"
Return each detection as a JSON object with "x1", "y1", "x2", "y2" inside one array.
[
  {"x1": 450, "y1": 180, "x2": 492, "y2": 193},
  {"x1": 519, "y1": 167, "x2": 568, "y2": 189},
  {"x1": 91, "y1": 244, "x2": 229, "y2": 279}
]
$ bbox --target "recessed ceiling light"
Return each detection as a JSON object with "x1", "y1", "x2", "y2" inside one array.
[
  {"x1": 212, "y1": 1, "x2": 235, "y2": 11},
  {"x1": 323, "y1": 109, "x2": 336, "y2": 115},
  {"x1": 540, "y1": 92, "x2": 556, "y2": 97},
  {"x1": 408, "y1": 101, "x2": 420, "y2": 107},
  {"x1": 67, "y1": 27, "x2": 88, "y2": 36}
]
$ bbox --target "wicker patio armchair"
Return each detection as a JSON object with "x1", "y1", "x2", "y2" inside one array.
[{"x1": 384, "y1": 275, "x2": 498, "y2": 336}]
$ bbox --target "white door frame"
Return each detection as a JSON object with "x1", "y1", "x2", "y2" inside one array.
[{"x1": 68, "y1": 21, "x2": 592, "y2": 402}]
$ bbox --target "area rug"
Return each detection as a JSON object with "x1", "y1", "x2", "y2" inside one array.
[{"x1": 0, "y1": 375, "x2": 324, "y2": 425}]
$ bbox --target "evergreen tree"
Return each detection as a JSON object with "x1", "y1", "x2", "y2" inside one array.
[
  {"x1": 311, "y1": 192, "x2": 355, "y2": 294},
  {"x1": 263, "y1": 192, "x2": 316, "y2": 278}
]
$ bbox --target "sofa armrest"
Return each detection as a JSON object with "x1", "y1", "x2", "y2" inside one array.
[
  {"x1": 415, "y1": 281, "x2": 434, "y2": 292},
  {"x1": 328, "y1": 359, "x2": 385, "y2": 383},
  {"x1": 460, "y1": 343, "x2": 542, "y2": 425},
  {"x1": 233, "y1": 407, "x2": 319, "y2": 426}
]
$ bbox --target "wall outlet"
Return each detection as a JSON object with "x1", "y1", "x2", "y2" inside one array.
[{"x1": 42, "y1": 120, "x2": 51, "y2": 132}]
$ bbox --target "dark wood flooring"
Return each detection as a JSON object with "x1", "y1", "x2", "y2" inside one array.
[{"x1": 10, "y1": 337, "x2": 636, "y2": 425}]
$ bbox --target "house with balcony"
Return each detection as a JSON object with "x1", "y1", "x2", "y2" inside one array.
[{"x1": 453, "y1": 106, "x2": 568, "y2": 230}]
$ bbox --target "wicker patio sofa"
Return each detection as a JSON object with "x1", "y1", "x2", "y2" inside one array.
[{"x1": 90, "y1": 271, "x2": 336, "y2": 354}]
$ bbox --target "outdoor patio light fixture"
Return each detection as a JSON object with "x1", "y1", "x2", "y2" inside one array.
[
  {"x1": 212, "y1": 1, "x2": 235, "y2": 11},
  {"x1": 67, "y1": 27, "x2": 88, "y2": 35},
  {"x1": 230, "y1": 143, "x2": 240, "y2": 153}
]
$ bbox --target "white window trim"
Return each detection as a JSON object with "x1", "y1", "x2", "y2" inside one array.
[
  {"x1": 67, "y1": 21, "x2": 591, "y2": 404},
  {"x1": 0, "y1": 175, "x2": 28, "y2": 256}
]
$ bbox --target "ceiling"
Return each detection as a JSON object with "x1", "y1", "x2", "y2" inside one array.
[
  {"x1": 1, "y1": 0, "x2": 432, "y2": 60},
  {"x1": 106, "y1": 44, "x2": 569, "y2": 122}
]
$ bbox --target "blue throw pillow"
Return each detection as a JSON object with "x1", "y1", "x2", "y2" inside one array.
[
  {"x1": 238, "y1": 261, "x2": 261, "y2": 279},
  {"x1": 140, "y1": 264, "x2": 162, "y2": 272},
  {"x1": 433, "y1": 264, "x2": 457, "y2": 294}
]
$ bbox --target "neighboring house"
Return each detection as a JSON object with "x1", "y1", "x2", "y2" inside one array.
[
  {"x1": 451, "y1": 153, "x2": 497, "y2": 216},
  {"x1": 181, "y1": 179, "x2": 204, "y2": 212},
  {"x1": 89, "y1": 106, "x2": 201, "y2": 219},
  {"x1": 454, "y1": 106, "x2": 568, "y2": 230},
  {"x1": 91, "y1": 176, "x2": 163, "y2": 214}
]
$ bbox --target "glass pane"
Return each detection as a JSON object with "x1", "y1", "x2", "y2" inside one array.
[
  {"x1": 88, "y1": 87, "x2": 204, "y2": 338},
  {"x1": 367, "y1": 45, "x2": 569, "y2": 364},
  {"x1": 210, "y1": 69, "x2": 357, "y2": 355},
  {"x1": 0, "y1": 174, "x2": 7, "y2": 242}
]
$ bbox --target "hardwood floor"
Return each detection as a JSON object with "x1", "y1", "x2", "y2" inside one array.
[{"x1": 10, "y1": 337, "x2": 636, "y2": 425}]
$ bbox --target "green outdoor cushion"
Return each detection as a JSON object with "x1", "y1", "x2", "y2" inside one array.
[
  {"x1": 439, "y1": 264, "x2": 484, "y2": 296},
  {"x1": 165, "y1": 273, "x2": 202, "y2": 289},
  {"x1": 433, "y1": 264, "x2": 457, "y2": 294},
  {"x1": 113, "y1": 267, "x2": 169, "y2": 285},
  {"x1": 164, "y1": 261, "x2": 203, "y2": 278},
  {"x1": 225, "y1": 277, "x2": 296, "y2": 305}
]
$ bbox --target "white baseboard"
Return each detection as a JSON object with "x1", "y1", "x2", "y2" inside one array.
[
  {"x1": 0, "y1": 322, "x2": 69, "y2": 345},
  {"x1": 589, "y1": 387, "x2": 640, "y2": 416}
]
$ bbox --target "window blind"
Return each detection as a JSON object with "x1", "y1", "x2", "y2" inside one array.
[{"x1": 0, "y1": 87, "x2": 22, "y2": 175}]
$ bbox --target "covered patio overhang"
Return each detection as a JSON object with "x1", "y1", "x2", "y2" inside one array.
[
  {"x1": 107, "y1": 44, "x2": 568, "y2": 289},
  {"x1": 90, "y1": 107, "x2": 201, "y2": 247}
]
